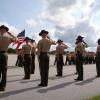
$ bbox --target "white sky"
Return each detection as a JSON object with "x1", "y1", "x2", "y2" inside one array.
[{"x1": 0, "y1": 0, "x2": 100, "y2": 52}]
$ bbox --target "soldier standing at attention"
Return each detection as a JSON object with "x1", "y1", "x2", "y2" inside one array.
[
  {"x1": 22, "y1": 37, "x2": 32, "y2": 79},
  {"x1": 95, "y1": 39, "x2": 100, "y2": 77},
  {"x1": 0, "y1": 25, "x2": 16, "y2": 92},
  {"x1": 37, "y1": 30, "x2": 56, "y2": 87},
  {"x1": 15, "y1": 49, "x2": 23, "y2": 67},
  {"x1": 30, "y1": 39, "x2": 36, "y2": 74},
  {"x1": 65, "y1": 51, "x2": 70, "y2": 65},
  {"x1": 75, "y1": 35, "x2": 88, "y2": 81},
  {"x1": 56, "y1": 39, "x2": 68, "y2": 76}
]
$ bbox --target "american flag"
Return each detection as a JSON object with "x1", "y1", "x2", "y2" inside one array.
[
  {"x1": 17, "y1": 30, "x2": 25, "y2": 43},
  {"x1": 16, "y1": 30, "x2": 25, "y2": 49}
]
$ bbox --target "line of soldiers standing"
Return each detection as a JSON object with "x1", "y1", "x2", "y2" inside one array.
[
  {"x1": 0, "y1": 25, "x2": 100, "y2": 92},
  {"x1": 74, "y1": 36, "x2": 100, "y2": 81},
  {"x1": 14, "y1": 37, "x2": 37, "y2": 79},
  {"x1": 64, "y1": 51, "x2": 96, "y2": 65}
]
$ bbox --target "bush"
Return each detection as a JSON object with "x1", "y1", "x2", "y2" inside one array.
[{"x1": 7, "y1": 48, "x2": 16, "y2": 54}]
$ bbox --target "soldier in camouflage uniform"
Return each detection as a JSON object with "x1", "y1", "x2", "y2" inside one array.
[
  {"x1": 74, "y1": 35, "x2": 88, "y2": 81},
  {"x1": 0, "y1": 25, "x2": 16, "y2": 91}
]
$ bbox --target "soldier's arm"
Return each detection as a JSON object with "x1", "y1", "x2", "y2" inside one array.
[
  {"x1": 50, "y1": 40, "x2": 56, "y2": 45},
  {"x1": 37, "y1": 41, "x2": 41, "y2": 56},
  {"x1": 97, "y1": 46, "x2": 100, "y2": 53},
  {"x1": 21, "y1": 46, "x2": 25, "y2": 60},
  {"x1": 82, "y1": 41, "x2": 88, "y2": 48},
  {"x1": 62, "y1": 42, "x2": 68, "y2": 49},
  {"x1": 56, "y1": 46, "x2": 60, "y2": 60},
  {"x1": 36, "y1": 42, "x2": 41, "y2": 63},
  {"x1": 8, "y1": 32, "x2": 17, "y2": 43},
  {"x1": 34, "y1": 42, "x2": 37, "y2": 49}
]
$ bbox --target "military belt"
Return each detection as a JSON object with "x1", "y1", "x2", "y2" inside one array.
[
  {"x1": 40, "y1": 52, "x2": 48, "y2": 54},
  {"x1": 0, "y1": 51, "x2": 6, "y2": 53}
]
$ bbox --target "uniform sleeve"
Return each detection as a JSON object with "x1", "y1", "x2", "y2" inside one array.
[
  {"x1": 37, "y1": 41, "x2": 41, "y2": 50},
  {"x1": 97, "y1": 46, "x2": 100, "y2": 53},
  {"x1": 4, "y1": 36, "x2": 13, "y2": 44},
  {"x1": 83, "y1": 43, "x2": 88, "y2": 48},
  {"x1": 50, "y1": 40, "x2": 56, "y2": 45},
  {"x1": 37, "y1": 40, "x2": 42, "y2": 54},
  {"x1": 22, "y1": 45, "x2": 25, "y2": 52},
  {"x1": 63, "y1": 45, "x2": 68, "y2": 49}
]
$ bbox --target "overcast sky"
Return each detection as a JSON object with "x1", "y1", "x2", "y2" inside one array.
[{"x1": 0, "y1": 0, "x2": 100, "y2": 51}]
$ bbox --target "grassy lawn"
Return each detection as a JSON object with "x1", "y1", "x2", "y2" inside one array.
[{"x1": 86, "y1": 95, "x2": 100, "y2": 100}]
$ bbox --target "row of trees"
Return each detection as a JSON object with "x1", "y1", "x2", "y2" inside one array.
[{"x1": 7, "y1": 48, "x2": 16, "y2": 53}]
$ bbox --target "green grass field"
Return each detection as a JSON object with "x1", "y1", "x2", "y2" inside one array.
[{"x1": 86, "y1": 95, "x2": 100, "y2": 100}]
